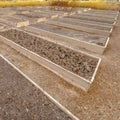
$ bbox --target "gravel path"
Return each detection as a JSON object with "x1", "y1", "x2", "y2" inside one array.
[
  {"x1": 0, "y1": 56, "x2": 72, "y2": 120},
  {"x1": 0, "y1": 29, "x2": 99, "y2": 80}
]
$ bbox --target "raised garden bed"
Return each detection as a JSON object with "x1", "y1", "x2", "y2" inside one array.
[
  {"x1": 38, "y1": 7, "x2": 69, "y2": 16},
  {"x1": 0, "y1": 16, "x2": 29, "y2": 27},
  {"x1": 11, "y1": 13, "x2": 47, "y2": 24},
  {"x1": 76, "y1": 12, "x2": 118, "y2": 19},
  {"x1": 66, "y1": 15, "x2": 115, "y2": 25},
  {"x1": 0, "y1": 55, "x2": 74, "y2": 120},
  {"x1": 0, "y1": 23, "x2": 5, "y2": 30},
  {"x1": 46, "y1": 18, "x2": 112, "y2": 36},
  {"x1": 23, "y1": 23, "x2": 109, "y2": 54},
  {"x1": 0, "y1": 29, "x2": 101, "y2": 91}
]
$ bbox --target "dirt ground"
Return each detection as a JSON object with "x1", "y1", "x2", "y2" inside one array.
[
  {"x1": 0, "y1": 12, "x2": 120, "y2": 120},
  {"x1": 0, "y1": 56, "x2": 72, "y2": 120}
]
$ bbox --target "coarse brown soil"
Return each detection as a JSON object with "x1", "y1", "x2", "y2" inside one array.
[
  {"x1": 0, "y1": 56, "x2": 72, "y2": 120},
  {"x1": 31, "y1": 23, "x2": 107, "y2": 46},
  {"x1": 0, "y1": 29, "x2": 99, "y2": 80}
]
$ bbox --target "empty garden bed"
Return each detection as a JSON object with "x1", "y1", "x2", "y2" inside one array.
[
  {"x1": 11, "y1": 13, "x2": 47, "y2": 24},
  {"x1": 87, "y1": 9, "x2": 119, "y2": 16},
  {"x1": 46, "y1": 18, "x2": 112, "y2": 36},
  {"x1": 66, "y1": 14, "x2": 115, "y2": 25},
  {"x1": 0, "y1": 29, "x2": 101, "y2": 91},
  {"x1": 76, "y1": 12, "x2": 118, "y2": 20},
  {"x1": 24, "y1": 23, "x2": 109, "y2": 54},
  {"x1": 0, "y1": 16, "x2": 29, "y2": 27},
  {"x1": 0, "y1": 23, "x2": 11, "y2": 31}
]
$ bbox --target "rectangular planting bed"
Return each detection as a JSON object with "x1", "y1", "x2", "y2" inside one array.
[
  {"x1": 0, "y1": 16, "x2": 29, "y2": 27},
  {"x1": 46, "y1": 18, "x2": 112, "y2": 36},
  {"x1": 66, "y1": 14, "x2": 115, "y2": 25},
  {"x1": 76, "y1": 12, "x2": 118, "y2": 20},
  {"x1": 29, "y1": 11, "x2": 59, "y2": 19},
  {"x1": 0, "y1": 28, "x2": 101, "y2": 91},
  {"x1": 0, "y1": 23, "x2": 6, "y2": 30},
  {"x1": 39, "y1": 7, "x2": 69, "y2": 16},
  {"x1": 66, "y1": 17, "x2": 113, "y2": 27},
  {"x1": 87, "y1": 9, "x2": 119, "y2": 16},
  {"x1": 16, "y1": 11, "x2": 58, "y2": 19},
  {"x1": 11, "y1": 13, "x2": 47, "y2": 24},
  {"x1": 23, "y1": 23, "x2": 109, "y2": 54},
  {"x1": 0, "y1": 55, "x2": 75, "y2": 120}
]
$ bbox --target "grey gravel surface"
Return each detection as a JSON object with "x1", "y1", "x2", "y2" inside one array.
[
  {"x1": 0, "y1": 56, "x2": 72, "y2": 120},
  {"x1": 0, "y1": 29, "x2": 98, "y2": 80}
]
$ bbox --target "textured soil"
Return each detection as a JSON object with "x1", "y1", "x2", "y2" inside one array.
[
  {"x1": 0, "y1": 56, "x2": 72, "y2": 120},
  {"x1": 31, "y1": 23, "x2": 107, "y2": 46},
  {"x1": 0, "y1": 29, "x2": 99, "y2": 80},
  {"x1": 51, "y1": 18, "x2": 112, "y2": 31}
]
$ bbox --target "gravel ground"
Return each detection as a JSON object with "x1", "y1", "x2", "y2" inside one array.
[
  {"x1": 31, "y1": 23, "x2": 107, "y2": 46},
  {"x1": 0, "y1": 56, "x2": 72, "y2": 120},
  {"x1": 0, "y1": 29, "x2": 98, "y2": 80}
]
